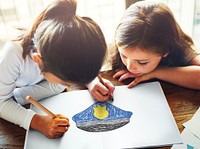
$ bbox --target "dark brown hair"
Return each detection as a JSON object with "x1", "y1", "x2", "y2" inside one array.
[
  {"x1": 112, "y1": 1, "x2": 197, "y2": 69},
  {"x1": 17, "y1": 0, "x2": 107, "y2": 85}
]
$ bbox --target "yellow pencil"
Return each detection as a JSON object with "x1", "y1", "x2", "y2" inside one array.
[
  {"x1": 98, "y1": 75, "x2": 114, "y2": 101},
  {"x1": 26, "y1": 96, "x2": 56, "y2": 119}
]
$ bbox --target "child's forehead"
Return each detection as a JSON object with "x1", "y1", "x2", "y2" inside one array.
[
  {"x1": 119, "y1": 46, "x2": 156, "y2": 54},
  {"x1": 118, "y1": 46, "x2": 160, "y2": 60}
]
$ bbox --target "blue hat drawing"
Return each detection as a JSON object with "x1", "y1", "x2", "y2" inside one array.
[{"x1": 72, "y1": 102, "x2": 132, "y2": 132}]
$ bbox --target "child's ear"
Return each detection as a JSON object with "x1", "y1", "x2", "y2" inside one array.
[
  {"x1": 32, "y1": 52, "x2": 44, "y2": 69},
  {"x1": 33, "y1": 52, "x2": 44, "y2": 71},
  {"x1": 32, "y1": 52, "x2": 42, "y2": 64}
]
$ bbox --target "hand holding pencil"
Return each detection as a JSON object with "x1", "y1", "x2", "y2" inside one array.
[
  {"x1": 26, "y1": 96, "x2": 70, "y2": 139},
  {"x1": 98, "y1": 76, "x2": 114, "y2": 101},
  {"x1": 86, "y1": 76, "x2": 115, "y2": 102}
]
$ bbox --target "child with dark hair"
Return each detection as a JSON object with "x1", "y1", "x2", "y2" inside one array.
[
  {"x1": 89, "y1": 1, "x2": 200, "y2": 103},
  {"x1": 111, "y1": 1, "x2": 200, "y2": 89},
  {"x1": 0, "y1": 0, "x2": 114, "y2": 138}
]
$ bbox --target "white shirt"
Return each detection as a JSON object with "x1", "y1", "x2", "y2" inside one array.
[{"x1": 0, "y1": 42, "x2": 66, "y2": 130}]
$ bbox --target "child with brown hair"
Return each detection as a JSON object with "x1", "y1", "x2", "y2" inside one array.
[
  {"x1": 89, "y1": 0, "x2": 200, "y2": 102},
  {"x1": 112, "y1": 1, "x2": 200, "y2": 89},
  {"x1": 0, "y1": 0, "x2": 113, "y2": 138}
]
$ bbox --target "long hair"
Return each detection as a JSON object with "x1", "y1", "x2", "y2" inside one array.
[
  {"x1": 17, "y1": 0, "x2": 107, "y2": 85},
  {"x1": 112, "y1": 1, "x2": 196, "y2": 69}
]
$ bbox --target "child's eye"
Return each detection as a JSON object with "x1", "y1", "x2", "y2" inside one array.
[{"x1": 138, "y1": 61, "x2": 148, "y2": 65}]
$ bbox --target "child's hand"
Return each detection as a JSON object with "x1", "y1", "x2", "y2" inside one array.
[
  {"x1": 113, "y1": 69, "x2": 135, "y2": 81},
  {"x1": 113, "y1": 69, "x2": 155, "y2": 88},
  {"x1": 31, "y1": 114, "x2": 70, "y2": 138},
  {"x1": 127, "y1": 73, "x2": 152, "y2": 88},
  {"x1": 127, "y1": 71, "x2": 156, "y2": 88},
  {"x1": 86, "y1": 77, "x2": 115, "y2": 102}
]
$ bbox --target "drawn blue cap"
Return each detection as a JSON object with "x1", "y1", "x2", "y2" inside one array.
[{"x1": 72, "y1": 102, "x2": 132, "y2": 132}]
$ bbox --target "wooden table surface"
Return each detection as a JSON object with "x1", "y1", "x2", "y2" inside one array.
[{"x1": 0, "y1": 70, "x2": 200, "y2": 149}]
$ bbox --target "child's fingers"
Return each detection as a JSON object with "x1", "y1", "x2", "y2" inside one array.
[
  {"x1": 118, "y1": 73, "x2": 135, "y2": 81},
  {"x1": 53, "y1": 131, "x2": 66, "y2": 138},
  {"x1": 88, "y1": 77, "x2": 113, "y2": 102},
  {"x1": 53, "y1": 116, "x2": 70, "y2": 127},
  {"x1": 104, "y1": 80, "x2": 115, "y2": 95},
  {"x1": 56, "y1": 126, "x2": 69, "y2": 133},
  {"x1": 55, "y1": 114, "x2": 69, "y2": 120},
  {"x1": 113, "y1": 69, "x2": 127, "y2": 79},
  {"x1": 48, "y1": 121, "x2": 69, "y2": 138},
  {"x1": 128, "y1": 78, "x2": 141, "y2": 88},
  {"x1": 55, "y1": 118, "x2": 70, "y2": 127},
  {"x1": 91, "y1": 90, "x2": 110, "y2": 102},
  {"x1": 128, "y1": 74, "x2": 153, "y2": 88},
  {"x1": 108, "y1": 86, "x2": 115, "y2": 96},
  {"x1": 98, "y1": 83, "x2": 110, "y2": 96}
]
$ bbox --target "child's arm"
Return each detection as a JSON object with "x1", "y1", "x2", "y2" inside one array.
[
  {"x1": 0, "y1": 41, "x2": 67, "y2": 133},
  {"x1": 120, "y1": 55, "x2": 200, "y2": 90},
  {"x1": 86, "y1": 77, "x2": 115, "y2": 102},
  {"x1": 150, "y1": 65, "x2": 200, "y2": 90},
  {"x1": 0, "y1": 98, "x2": 36, "y2": 130},
  {"x1": 0, "y1": 98, "x2": 69, "y2": 138},
  {"x1": 30, "y1": 114, "x2": 70, "y2": 138},
  {"x1": 13, "y1": 80, "x2": 66, "y2": 105},
  {"x1": 125, "y1": 66, "x2": 200, "y2": 89}
]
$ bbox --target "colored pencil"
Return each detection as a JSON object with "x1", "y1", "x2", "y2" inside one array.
[{"x1": 26, "y1": 96, "x2": 56, "y2": 118}]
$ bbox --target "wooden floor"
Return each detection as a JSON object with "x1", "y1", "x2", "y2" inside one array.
[{"x1": 0, "y1": 70, "x2": 200, "y2": 149}]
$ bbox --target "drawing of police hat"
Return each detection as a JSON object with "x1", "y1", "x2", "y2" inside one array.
[{"x1": 72, "y1": 102, "x2": 132, "y2": 132}]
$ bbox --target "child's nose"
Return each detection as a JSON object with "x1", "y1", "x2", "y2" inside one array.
[{"x1": 127, "y1": 60, "x2": 137, "y2": 72}]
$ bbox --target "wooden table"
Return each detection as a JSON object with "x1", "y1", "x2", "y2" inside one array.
[{"x1": 0, "y1": 70, "x2": 200, "y2": 149}]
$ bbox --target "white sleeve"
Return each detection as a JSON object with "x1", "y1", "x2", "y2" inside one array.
[
  {"x1": 0, "y1": 42, "x2": 66, "y2": 130},
  {"x1": 13, "y1": 80, "x2": 66, "y2": 105},
  {"x1": 0, "y1": 42, "x2": 37, "y2": 130},
  {"x1": 0, "y1": 98, "x2": 36, "y2": 130}
]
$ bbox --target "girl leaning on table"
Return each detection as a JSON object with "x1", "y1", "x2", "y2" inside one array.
[
  {"x1": 111, "y1": 0, "x2": 200, "y2": 90},
  {"x1": 0, "y1": 0, "x2": 114, "y2": 138},
  {"x1": 88, "y1": 0, "x2": 200, "y2": 100}
]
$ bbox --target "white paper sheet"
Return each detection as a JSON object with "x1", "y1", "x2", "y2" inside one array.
[
  {"x1": 171, "y1": 107, "x2": 200, "y2": 149},
  {"x1": 171, "y1": 128, "x2": 199, "y2": 149},
  {"x1": 183, "y1": 107, "x2": 200, "y2": 139},
  {"x1": 24, "y1": 82, "x2": 182, "y2": 149}
]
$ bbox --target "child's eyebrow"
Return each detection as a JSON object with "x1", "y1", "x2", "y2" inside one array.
[
  {"x1": 137, "y1": 59, "x2": 149, "y2": 62},
  {"x1": 120, "y1": 52, "x2": 150, "y2": 61},
  {"x1": 131, "y1": 58, "x2": 150, "y2": 62}
]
